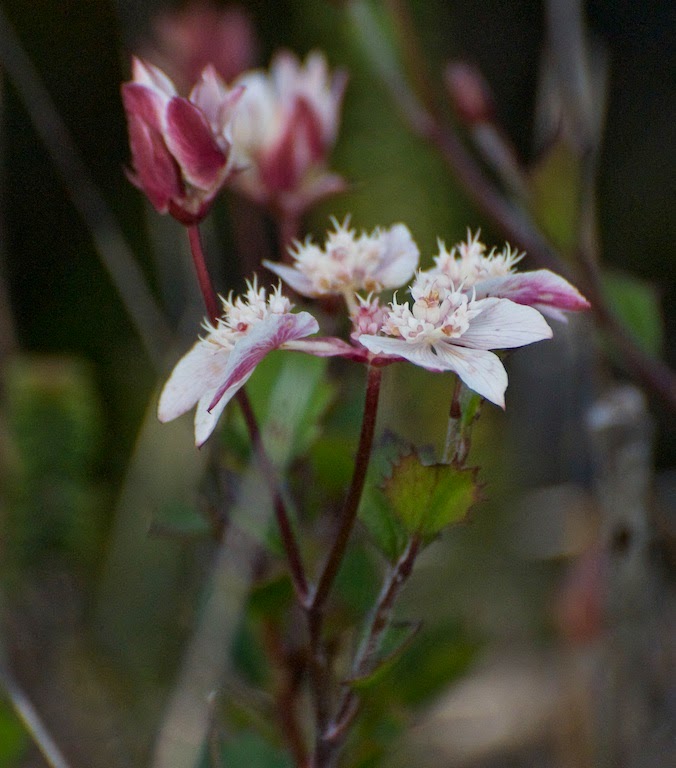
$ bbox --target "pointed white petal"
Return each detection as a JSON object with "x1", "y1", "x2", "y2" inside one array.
[
  {"x1": 158, "y1": 340, "x2": 229, "y2": 423},
  {"x1": 194, "y1": 387, "x2": 235, "y2": 447},
  {"x1": 264, "y1": 260, "x2": 317, "y2": 296},
  {"x1": 374, "y1": 224, "x2": 420, "y2": 289},
  {"x1": 285, "y1": 336, "x2": 355, "y2": 356},
  {"x1": 207, "y1": 311, "x2": 319, "y2": 411},
  {"x1": 430, "y1": 344, "x2": 507, "y2": 407},
  {"x1": 457, "y1": 298, "x2": 552, "y2": 350}
]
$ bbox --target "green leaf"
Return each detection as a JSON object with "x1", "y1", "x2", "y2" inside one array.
[
  {"x1": 358, "y1": 433, "x2": 410, "y2": 561},
  {"x1": 219, "y1": 731, "x2": 293, "y2": 768},
  {"x1": 231, "y1": 351, "x2": 335, "y2": 468},
  {"x1": 247, "y1": 574, "x2": 294, "y2": 620},
  {"x1": 602, "y1": 269, "x2": 663, "y2": 357},
  {"x1": 383, "y1": 454, "x2": 478, "y2": 542}
]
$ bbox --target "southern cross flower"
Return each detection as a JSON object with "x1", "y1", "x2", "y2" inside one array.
[
  {"x1": 358, "y1": 275, "x2": 553, "y2": 408},
  {"x1": 158, "y1": 280, "x2": 349, "y2": 446},
  {"x1": 122, "y1": 57, "x2": 244, "y2": 224},
  {"x1": 229, "y1": 51, "x2": 347, "y2": 215},
  {"x1": 428, "y1": 231, "x2": 590, "y2": 322},
  {"x1": 265, "y1": 218, "x2": 419, "y2": 312}
]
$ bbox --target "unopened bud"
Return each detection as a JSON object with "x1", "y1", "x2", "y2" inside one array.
[{"x1": 444, "y1": 62, "x2": 495, "y2": 125}]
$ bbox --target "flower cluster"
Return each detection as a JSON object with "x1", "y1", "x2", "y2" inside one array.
[
  {"x1": 122, "y1": 51, "x2": 346, "y2": 224},
  {"x1": 230, "y1": 51, "x2": 348, "y2": 215},
  {"x1": 158, "y1": 225, "x2": 589, "y2": 444},
  {"x1": 265, "y1": 218, "x2": 419, "y2": 308}
]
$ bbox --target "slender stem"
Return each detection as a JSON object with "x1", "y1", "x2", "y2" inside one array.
[
  {"x1": 0, "y1": 666, "x2": 72, "y2": 768},
  {"x1": 187, "y1": 224, "x2": 221, "y2": 323},
  {"x1": 0, "y1": 7, "x2": 171, "y2": 367},
  {"x1": 316, "y1": 537, "x2": 422, "y2": 766},
  {"x1": 442, "y1": 377, "x2": 464, "y2": 464},
  {"x1": 305, "y1": 364, "x2": 382, "y2": 767},
  {"x1": 310, "y1": 365, "x2": 383, "y2": 611},
  {"x1": 236, "y1": 388, "x2": 309, "y2": 601},
  {"x1": 186, "y1": 224, "x2": 309, "y2": 601}
]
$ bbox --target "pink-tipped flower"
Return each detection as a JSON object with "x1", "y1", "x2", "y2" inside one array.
[
  {"x1": 158, "y1": 280, "x2": 348, "y2": 445},
  {"x1": 229, "y1": 51, "x2": 348, "y2": 216},
  {"x1": 122, "y1": 57, "x2": 244, "y2": 224},
  {"x1": 265, "y1": 217, "x2": 419, "y2": 312},
  {"x1": 358, "y1": 275, "x2": 553, "y2": 408},
  {"x1": 428, "y1": 231, "x2": 590, "y2": 321},
  {"x1": 150, "y1": 2, "x2": 258, "y2": 90}
]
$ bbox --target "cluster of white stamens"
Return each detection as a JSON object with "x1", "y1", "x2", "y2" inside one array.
[
  {"x1": 203, "y1": 280, "x2": 292, "y2": 348},
  {"x1": 431, "y1": 231, "x2": 523, "y2": 287}
]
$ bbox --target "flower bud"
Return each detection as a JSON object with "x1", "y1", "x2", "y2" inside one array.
[
  {"x1": 444, "y1": 62, "x2": 495, "y2": 125},
  {"x1": 122, "y1": 58, "x2": 244, "y2": 224}
]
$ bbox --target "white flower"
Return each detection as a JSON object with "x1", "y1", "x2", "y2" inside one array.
[
  {"x1": 358, "y1": 276, "x2": 553, "y2": 407},
  {"x1": 265, "y1": 218, "x2": 419, "y2": 310},
  {"x1": 428, "y1": 231, "x2": 590, "y2": 321},
  {"x1": 158, "y1": 280, "x2": 346, "y2": 446}
]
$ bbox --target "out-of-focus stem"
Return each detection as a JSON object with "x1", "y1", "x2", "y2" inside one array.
[
  {"x1": 315, "y1": 537, "x2": 422, "y2": 767},
  {"x1": 349, "y1": 0, "x2": 676, "y2": 413},
  {"x1": 186, "y1": 223, "x2": 309, "y2": 602},
  {"x1": 0, "y1": 666, "x2": 72, "y2": 768},
  {"x1": 310, "y1": 365, "x2": 382, "y2": 611},
  {"x1": 0, "y1": 7, "x2": 171, "y2": 368},
  {"x1": 276, "y1": 210, "x2": 301, "y2": 263},
  {"x1": 306, "y1": 364, "x2": 382, "y2": 767}
]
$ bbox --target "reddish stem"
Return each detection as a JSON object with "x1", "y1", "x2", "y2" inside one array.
[{"x1": 187, "y1": 224, "x2": 220, "y2": 323}]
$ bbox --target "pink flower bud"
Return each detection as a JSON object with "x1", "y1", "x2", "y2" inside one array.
[
  {"x1": 444, "y1": 62, "x2": 495, "y2": 126},
  {"x1": 122, "y1": 58, "x2": 244, "y2": 224},
  {"x1": 229, "y1": 51, "x2": 348, "y2": 216}
]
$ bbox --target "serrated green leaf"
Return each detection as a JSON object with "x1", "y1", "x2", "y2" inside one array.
[
  {"x1": 383, "y1": 455, "x2": 477, "y2": 542},
  {"x1": 602, "y1": 270, "x2": 663, "y2": 357},
  {"x1": 358, "y1": 433, "x2": 410, "y2": 561}
]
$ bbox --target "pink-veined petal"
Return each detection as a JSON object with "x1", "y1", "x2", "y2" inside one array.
[
  {"x1": 158, "y1": 340, "x2": 229, "y2": 423},
  {"x1": 284, "y1": 336, "x2": 355, "y2": 357},
  {"x1": 165, "y1": 97, "x2": 227, "y2": 189},
  {"x1": 456, "y1": 298, "x2": 552, "y2": 350},
  {"x1": 207, "y1": 311, "x2": 319, "y2": 411},
  {"x1": 131, "y1": 57, "x2": 177, "y2": 97},
  {"x1": 373, "y1": 224, "x2": 420, "y2": 289},
  {"x1": 473, "y1": 270, "x2": 590, "y2": 318},
  {"x1": 122, "y1": 86, "x2": 182, "y2": 211},
  {"x1": 263, "y1": 260, "x2": 316, "y2": 296},
  {"x1": 194, "y1": 386, "x2": 236, "y2": 447}
]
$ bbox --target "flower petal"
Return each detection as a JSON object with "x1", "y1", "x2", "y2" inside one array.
[
  {"x1": 263, "y1": 260, "x2": 316, "y2": 296},
  {"x1": 373, "y1": 224, "x2": 420, "y2": 289},
  {"x1": 456, "y1": 298, "x2": 552, "y2": 350},
  {"x1": 194, "y1": 386, "x2": 235, "y2": 447},
  {"x1": 284, "y1": 336, "x2": 355, "y2": 357},
  {"x1": 431, "y1": 344, "x2": 507, "y2": 407},
  {"x1": 473, "y1": 270, "x2": 590, "y2": 319},
  {"x1": 165, "y1": 96, "x2": 227, "y2": 189},
  {"x1": 207, "y1": 311, "x2": 320, "y2": 411},
  {"x1": 131, "y1": 57, "x2": 176, "y2": 97},
  {"x1": 158, "y1": 340, "x2": 229, "y2": 423},
  {"x1": 358, "y1": 334, "x2": 508, "y2": 407},
  {"x1": 122, "y1": 84, "x2": 182, "y2": 211}
]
